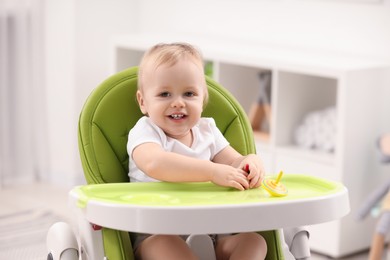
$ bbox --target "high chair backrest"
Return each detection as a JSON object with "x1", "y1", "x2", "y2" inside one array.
[
  {"x1": 78, "y1": 66, "x2": 255, "y2": 184},
  {"x1": 77, "y1": 66, "x2": 282, "y2": 260}
]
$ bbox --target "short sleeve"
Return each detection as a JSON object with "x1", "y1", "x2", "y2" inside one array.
[
  {"x1": 197, "y1": 118, "x2": 229, "y2": 159},
  {"x1": 127, "y1": 116, "x2": 165, "y2": 159}
]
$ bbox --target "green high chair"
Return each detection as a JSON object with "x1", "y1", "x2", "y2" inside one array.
[
  {"x1": 78, "y1": 67, "x2": 283, "y2": 260},
  {"x1": 78, "y1": 66, "x2": 285, "y2": 259},
  {"x1": 48, "y1": 66, "x2": 347, "y2": 260}
]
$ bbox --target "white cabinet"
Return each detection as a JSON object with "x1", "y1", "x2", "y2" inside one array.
[{"x1": 110, "y1": 33, "x2": 390, "y2": 257}]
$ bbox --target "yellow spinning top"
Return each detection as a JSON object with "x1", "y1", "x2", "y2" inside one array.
[{"x1": 262, "y1": 171, "x2": 288, "y2": 197}]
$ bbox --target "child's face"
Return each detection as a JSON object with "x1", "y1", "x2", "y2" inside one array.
[{"x1": 137, "y1": 58, "x2": 206, "y2": 141}]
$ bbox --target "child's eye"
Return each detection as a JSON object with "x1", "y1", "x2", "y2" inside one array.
[
  {"x1": 184, "y1": 92, "x2": 195, "y2": 97},
  {"x1": 159, "y1": 92, "x2": 170, "y2": 97}
]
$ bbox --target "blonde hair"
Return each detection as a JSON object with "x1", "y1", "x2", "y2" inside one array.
[{"x1": 138, "y1": 43, "x2": 208, "y2": 105}]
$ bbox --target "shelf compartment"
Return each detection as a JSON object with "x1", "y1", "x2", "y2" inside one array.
[
  {"x1": 217, "y1": 62, "x2": 271, "y2": 114},
  {"x1": 274, "y1": 71, "x2": 338, "y2": 151}
]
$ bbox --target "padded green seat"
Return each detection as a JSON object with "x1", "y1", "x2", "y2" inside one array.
[{"x1": 78, "y1": 66, "x2": 284, "y2": 259}]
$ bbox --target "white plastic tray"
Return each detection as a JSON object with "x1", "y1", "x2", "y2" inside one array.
[{"x1": 70, "y1": 174, "x2": 349, "y2": 234}]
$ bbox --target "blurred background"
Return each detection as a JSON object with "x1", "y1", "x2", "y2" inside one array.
[
  {"x1": 1, "y1": 0, "x2": 390, "y2": 259},
  {"x1": 1, "y1": 0, "x2": 390, "y2": 188}
]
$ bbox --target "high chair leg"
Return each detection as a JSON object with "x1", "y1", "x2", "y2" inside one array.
[
  {"x1": 46, "y1": 222, "x2": 79, "y2": 260},
  {"x1": 289, "y1": 231, "x2": 310, "y2": 260},
  {"x1": 283, "y1": 226, "x2": 311, "y2": 260},
  {"x1": 186, "y1": 234, "x2": 216, "y2": 260}
]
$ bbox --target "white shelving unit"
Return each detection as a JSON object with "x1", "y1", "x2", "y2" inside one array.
[{"x1": 109, "y1": 33, "x2": 390, "y2": 257}]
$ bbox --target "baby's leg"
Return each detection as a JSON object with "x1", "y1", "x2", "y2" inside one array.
[
  {"x1": 369, "y1": 212, "x2": 390, "y2": 260},
  {"x1": 215, "y1": 232, "x2": 267, "y2": 260},
  {"x1": 135, "y1": 235, "x2": 198, "y2": 260}
]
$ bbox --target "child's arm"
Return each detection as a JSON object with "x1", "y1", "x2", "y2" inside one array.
[
  {"x1": 213, "y1": 146, "x2": 265, "y2": 188},
  {"x1": 132, "y1": 142, "x2": 250, "y2": 190}
]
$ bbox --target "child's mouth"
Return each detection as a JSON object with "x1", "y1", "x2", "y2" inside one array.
[{"x1": 170, "y1": 114, "x2": 185, "y2": 119}]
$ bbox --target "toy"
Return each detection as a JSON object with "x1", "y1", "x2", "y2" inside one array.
[
  {"x1": 244, "y1": 164, "x2": 288, "y2": 197},
  {"x1": 248, "y1": 70, "x2": 272, "y2": 141},
  {"x1": 262, "y1": 171, "x2": 288, "y2": 197},
  {"x1": 356, "y1": 134, "x2": 390, "y2": 260}
]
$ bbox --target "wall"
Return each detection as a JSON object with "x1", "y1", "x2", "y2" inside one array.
[
  {"x1": 136, "y1": 0, "x2": 390, "y2": 61},
  {"x1": 74, "y1": 0, "x2": 139, "y2": 109},
  {"x1": 44, "y1": 0, "x2": 138, "y2": 186},
  {"x1": 44, "y1": 0, "x2": 77, "y2": 186},
  {"x1": 44, "y1": 0, "x2": 390, "y2": 186}
]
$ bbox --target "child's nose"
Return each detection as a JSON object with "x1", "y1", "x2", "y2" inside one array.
[{"x1": 171, "y1": 97, "x2": 185, "y2": 108}]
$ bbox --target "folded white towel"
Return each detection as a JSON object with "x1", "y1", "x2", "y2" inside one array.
[{"x1": 294, "y1": 107, "x2": 336, "y2": 153}]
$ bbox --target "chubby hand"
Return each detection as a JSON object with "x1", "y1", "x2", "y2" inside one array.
[
  {"x1": 240, "y1": 154, "x2": 265, "y2": 188},
  {"x1": 211, "y1": 164, "x2": 249, "y2": 191}
]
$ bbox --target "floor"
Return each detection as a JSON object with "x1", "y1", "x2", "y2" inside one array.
[
  {"x1": 0, "y1": 182, "x2": 76, "y2": 259},
  {"x1": 0, "y1": 182, "x2": 370, "y2": 260}
]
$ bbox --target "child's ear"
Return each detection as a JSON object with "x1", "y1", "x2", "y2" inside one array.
[{"x1": 136, "y1": 90, "x2": 147, "y2": 115}]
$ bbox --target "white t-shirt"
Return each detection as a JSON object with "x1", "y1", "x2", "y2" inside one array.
[{"x1": 127, "y1": 116, "x2": 229, "y2": 183}]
